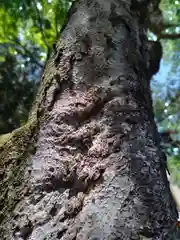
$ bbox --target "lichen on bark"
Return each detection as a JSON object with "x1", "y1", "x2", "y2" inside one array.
[{"x1": 0, "y1": 0, "x2": 179, "y2": 239}]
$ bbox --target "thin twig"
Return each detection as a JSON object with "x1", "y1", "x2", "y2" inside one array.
[{"x1": 32, "y1": 0, "x2": 50, "y2": 50}]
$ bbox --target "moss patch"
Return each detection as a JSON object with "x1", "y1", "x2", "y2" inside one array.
[{"x1": 0, "y1": 119, "x2": 38, "y2": 223}]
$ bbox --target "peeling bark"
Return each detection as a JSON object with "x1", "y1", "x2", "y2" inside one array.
[{"x1": 0, "y1": 0, "x2": 179, "y2": 239}]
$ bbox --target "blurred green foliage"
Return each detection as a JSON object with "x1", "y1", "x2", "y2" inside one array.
[
  {"x1": 0, "y1": 0, "x2": 179, "y2": 183},
  {"x1": 0, "y1": 0, "x2": 71, "y2": 133},
  {"x1": 151, "y1": 0, "x2": 180, "y2": 185}
]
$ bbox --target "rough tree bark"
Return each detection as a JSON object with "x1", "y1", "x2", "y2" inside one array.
[{"x1": 0, "y1": 0, "x2": 179, "y2": 239}]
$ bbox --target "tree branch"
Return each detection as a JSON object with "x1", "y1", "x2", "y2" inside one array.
[
  {"x1": 159, "y1": 33, "x2": 180, "y2": 40},
  {"x1": 7, "y1": 39, "x2": 44, "y2": 68}
]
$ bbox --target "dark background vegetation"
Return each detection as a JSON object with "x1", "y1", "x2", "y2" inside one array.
[{"x1": 0, "y1": 0, "x2": 179, "y2": 184}]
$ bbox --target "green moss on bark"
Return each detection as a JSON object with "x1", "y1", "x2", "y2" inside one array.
[{"x1": 0, "y1": 119, "x2": 38, "y2": 224}]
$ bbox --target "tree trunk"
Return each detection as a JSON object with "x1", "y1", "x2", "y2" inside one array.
[{"x1": 0, "y1": 0, "x2": 179, "y2": 239}]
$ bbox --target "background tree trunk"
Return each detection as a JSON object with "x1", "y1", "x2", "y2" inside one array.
[{"x1": 0, "y1": 0, "x2": 179, "y2": 239}]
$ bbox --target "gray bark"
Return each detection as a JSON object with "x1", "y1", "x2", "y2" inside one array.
[{"x1": 0, "y1": 0, "x2": 179, "y2": 239}]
